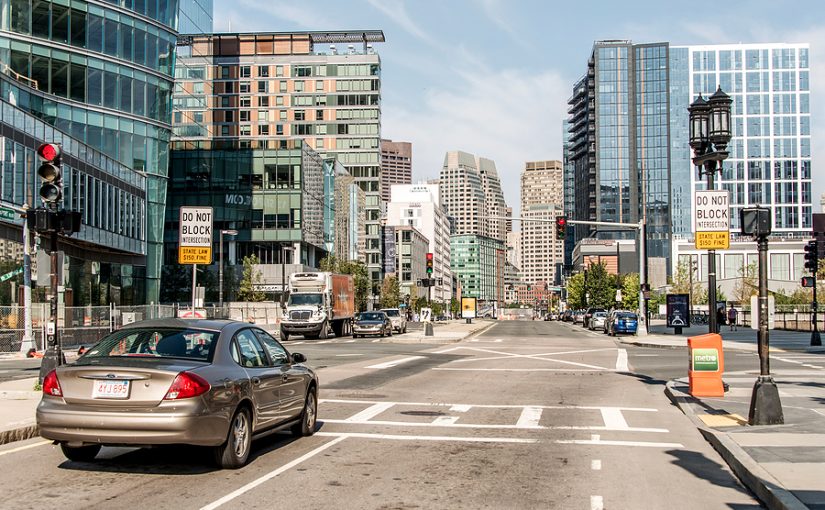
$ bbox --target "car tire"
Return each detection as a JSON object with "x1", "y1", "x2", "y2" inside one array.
[
  {"x1": 318, "y1": 321, "x2": 328, "y2": 340},
  {"x1": 387, "y1": 327, "x2": 392, "y2": 337},
  {"x1": 353, "y1": 334, "x2": 359, "y2": 338},
  {"x1": 214, "y1": 407, "x2": 252, "y2": 469},
  {"x1": 291, "y1": 386, "x2": 317, "y2": 437},
  {"x1": 403, "y1": 326, "x2": 407, "y2": 333},
  {"x1": 280, "y1": 330, "x2": 289, "y2": 341},
  {"x1": 60, "y1": 443, "x2": 101, "y2": 462}
]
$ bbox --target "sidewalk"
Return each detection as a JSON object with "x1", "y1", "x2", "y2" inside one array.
[
  {"x1": 620, "y1": 322, "x2": 825, "y2": 509},
  {"x1": 0, "y1": 319, "x2": 495, "y2": 447}
]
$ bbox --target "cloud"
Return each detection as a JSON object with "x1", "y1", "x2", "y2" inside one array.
[
  {"x1": 365, "y1": 0, "x2": 436, "y2": 45},
  {"x1": 382, "y1": 66, "x2": 571, "y2": 216}
]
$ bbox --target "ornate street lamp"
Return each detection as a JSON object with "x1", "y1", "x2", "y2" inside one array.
[{"x1": 688, "y1": 86, "x2": 732, "y2": 334}]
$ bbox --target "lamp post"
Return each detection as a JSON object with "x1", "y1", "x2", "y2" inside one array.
[
  {"x1": 218, "y1": 229, "x2": 238, "y2": 310},
  {"x1": 688, "y1": 86, "x2": 732, "y2": 335},
  {"x1": 280, "y1": 244, "x2": 295, "y2": 308}
]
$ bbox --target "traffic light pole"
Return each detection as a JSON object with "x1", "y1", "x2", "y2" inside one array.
[
  {"x1": 38, "y1": 228, "x2": 62, "y2": 383},
  {"x1": 813, "y1": 274, "x2": 821, "y2": 346}
]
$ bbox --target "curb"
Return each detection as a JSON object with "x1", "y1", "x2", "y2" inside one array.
[
  {"x1": 664, "y1": 381, "x2": 807, "y2": 510},
  {"x1": 0, "y1": 424, "x2": 39, "y2": 446}
]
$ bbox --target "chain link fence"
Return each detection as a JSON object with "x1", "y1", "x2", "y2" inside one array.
[{"x1": 0, "y1": 302, "x2": 286, "y2": 353}]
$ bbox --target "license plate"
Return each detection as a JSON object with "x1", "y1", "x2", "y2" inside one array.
[{"x1": 92, "y1": 379, "x2": 130, "y2": 399}]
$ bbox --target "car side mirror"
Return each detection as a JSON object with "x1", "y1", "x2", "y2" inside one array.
[{"x1": 292, "y1": 352, "x2": 307, "y2": 364}]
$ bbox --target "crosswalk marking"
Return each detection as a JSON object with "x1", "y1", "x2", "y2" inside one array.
[
  {"x1": 600, "y1": 408, "x2": 629, "y2": 430},
  {"x1": 344, "y1": 402, "x2": 395, "y2": 422},
  {"x1": 366, "y1": 356, "x2": 426, "y2": 369},
  {"x1": 516, "y1": 406, "x2": 543, "y2": 428}
]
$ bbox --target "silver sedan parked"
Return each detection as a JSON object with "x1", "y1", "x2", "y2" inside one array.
[{"x1": 36, "y1": 318, "x2": 318, "y2": 469}]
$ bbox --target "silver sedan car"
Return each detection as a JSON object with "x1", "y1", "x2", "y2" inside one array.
[{"x1": 37, "y1": 318, "x2": 318, "y2": 469}]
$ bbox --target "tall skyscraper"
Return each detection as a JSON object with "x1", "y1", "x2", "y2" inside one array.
[
  {"x1": 671, "y1": 43, "x2": 812, "y2": 236},
  {"x1": 520, "y1": 160, "x2": 564, "y2": 285},
  {"x1": 567, "y1": 40, "x2": 671, "y2": 269},
  {"x1": 380, "y1": 139, "x2": 411, "y2": 203},
  {"x1": 170, "y1": 31, "x2": 385, "y2": 283},
  {"x1": 439, "y1": 150, "x2": 507, "y2": 242},
  {"x1": 0, "y1": 0, "x2": 182, "y2": 303}
]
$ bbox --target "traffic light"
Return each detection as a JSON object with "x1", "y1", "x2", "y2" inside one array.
[
  {"x1": 426, "y1": 252, "x2": 433, "y2": 274},
  {"x1": 36, "y1": 143, "x2": 62, "y2": 204},
  {"x1": 555, "y1": 216, "x2": 567, "y2": 240},
  {"x1": 804, "y1": 240, "x2": 818, "y2": 273},
  {"x1": 802, "y1": 276, "x2": 815, "y2": 288}
]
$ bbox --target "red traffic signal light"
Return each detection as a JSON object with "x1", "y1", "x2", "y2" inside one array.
[
  {"x1": 802, "y1": 276, "x2": 815, "y2": 288},
  {"x1": 36, "y1": 143, "x2": 62, "y2": 203},
  {"x1": 555, "y1": 216, "x2": 567, "y2": 240},
  {"x1": 426, "y1": 252, "x2": 433, "y2": 274}
]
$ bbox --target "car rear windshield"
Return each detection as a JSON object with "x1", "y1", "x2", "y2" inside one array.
[
  {"x1": 382, "y1": 309, "x2": 400, "y2": 317},
  {"x1": 82, "y1": 328, "x2": 218, "y2": 361},
  {"x1": 359, "y1": 313, "x2": 384, "y2": 321},
  {"x1": 618, "y1": 313, "x2": 638, "y2": 320}
]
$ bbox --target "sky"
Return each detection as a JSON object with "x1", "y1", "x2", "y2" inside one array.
[{"x1": 213, "y1": 0, "x2": 825, "y2": 218}]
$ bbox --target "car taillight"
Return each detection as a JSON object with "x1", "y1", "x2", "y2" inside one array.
[
  {"x1": 43, "y1": 370, "x2": 62, "y2": 397},
  {"x1": 164, "y1": 372, "x2": 211, "y2": 400}
]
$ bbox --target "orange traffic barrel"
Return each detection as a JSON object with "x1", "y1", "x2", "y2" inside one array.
[{"x1": 688, "y1": 333, "x2": 725, "y2": 397}]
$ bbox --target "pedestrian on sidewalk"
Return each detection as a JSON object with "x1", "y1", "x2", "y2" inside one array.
[{"x1": 728, "y1": 307, "x2": 738, "y2": 331}]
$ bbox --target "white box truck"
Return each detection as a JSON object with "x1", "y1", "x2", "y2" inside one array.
[{"x1": 280, "y1": 272, "x2": 355, "y2": 340}]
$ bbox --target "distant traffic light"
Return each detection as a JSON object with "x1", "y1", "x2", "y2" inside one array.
[
  {"x1": 426, "y1": 252, "x2": 433, "y2": 274},
  {"x1": 802, "y1": 276, "x2": 815, "y2": 288},
  {"x1": 36, "y1": 143, "x2": 62, "y2": 204},
  {"x1": 555, "y1": 216, "x2": 567, "y2": 240},
  {"x1": 804, "y1": 240, "x2": 818, "y2": 273}
]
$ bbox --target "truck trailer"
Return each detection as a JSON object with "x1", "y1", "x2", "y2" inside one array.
[{"x1": 280, "y1": 272, "x2": 354, "y2": 340}]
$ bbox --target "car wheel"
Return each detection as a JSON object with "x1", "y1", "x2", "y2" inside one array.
[
  {"x1": 291, "y1": 386, "x2": 318, "y2": 437},
  {"x1": 353, "y1": 334, "x2": 359, "y2": 338},
  {"x1": 318, "y1": 321, "x2": 328, "y2": 340},
  {"x1": 60, "y1": 443, "x2": 101, "y2": 462},
  {"x1": 214, "y1": 407, "x2": 252, "y2": 469},
  {"x1": 403, "y1": 326, "x2": 407, "y2": 333},
  {"x1": 387, "y1": 327, "x2": 392, "y2": 337}
]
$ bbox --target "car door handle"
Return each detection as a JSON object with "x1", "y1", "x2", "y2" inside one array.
[
  {"x1": 282, "y1": 373, "x2": 289, "y2": 382},
  {"x1": 251, "y1": 377, "x2": 261, "y2": 386}
]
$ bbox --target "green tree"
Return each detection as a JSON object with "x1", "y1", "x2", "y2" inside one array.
[
  {"x1": 566, "y1": 272, "x2": 585, "y2": 309},
  {"x1": 584, "y1": 262, "x2": 616, "y2": 308},
  {"x1": 0, "y1": 258, "x2": 23, "y2": 306},
  {"x1": 379, "y1": 275, "x2": 401, "y2": 308},
  {"x1": 620, "y1": 273, "x2": 640, "y2": 310},
  {"x1": 237, "y1": 255, "x2": 266, "y2": 302},
  {"x1": 450, "y1": 297, "x2": 460, "y2": 317}
]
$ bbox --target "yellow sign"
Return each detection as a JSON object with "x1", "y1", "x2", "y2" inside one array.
[
  {"x1": 461, "y1": 297, "x2": 477, "y2": 319},
  {"x1": 179, "y1": 246, "x2": 212, "y2": 264},
  {"x1": 695, "y1": 231, "x2": 729, "y2": 250}
]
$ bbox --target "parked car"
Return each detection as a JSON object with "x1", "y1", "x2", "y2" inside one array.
[
  {"x1": 583, "y1": 308, "x2": 607, "y2": 328},
  {"x1": 588, "y1": 311, "x2": 608, "y2": 331},
  {"x1": 608, "y1": 312, "x2": 639, "y2": 336},
  {"x1": 561, "y1": 310, "x2": 573, "y2": 322},
  {"x1": 352, "y1": 311, "x2": 393, "y2": 338},
  {"x1": 573, "y1": 310, "x2": 586, "y2": 325},
  {"x1": 36, "y1": 319, "x2": 318, "y2": 469},
  {"x1": 380, "y1": 308, "x2": 408, "y2": 333}
]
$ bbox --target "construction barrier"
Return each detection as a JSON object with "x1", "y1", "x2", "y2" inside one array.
[{"x1": 688, "y1": 333, "x2": 725, "y2": 397}]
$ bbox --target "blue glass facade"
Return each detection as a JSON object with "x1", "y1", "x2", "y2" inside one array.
[{"x1": 0, "y1": 0, "x2": 181, "y2": 302}]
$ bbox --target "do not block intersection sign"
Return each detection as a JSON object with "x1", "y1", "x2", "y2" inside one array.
[
  {"x1": 694, "y1": 190, "x2": 730, "y2": 250},
  {"x1": 179, "y1": 206, "x2": 213, "y2": 264}
]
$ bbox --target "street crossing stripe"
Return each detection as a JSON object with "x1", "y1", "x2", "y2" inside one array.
[
  {"x1": 344, "y1": 402, "x2": 395, "y2": 422},
  {"x1": 591, "y1": 460, "x2": 602, "y2": 470},
  {"x1": 366, "y1": 356, "x2": 425, "y2": 369},
  {"x1": 316, "y1": 431, "x2": 537, "y2": 444},
  {"x1": 516, "y1": 406, "x2": 543, "y2": 428},
  {"x1": 200, "y1": 436, "x2": 348, "y2": 510},
  {"x1": 323, "y1": 418, "x2": 668, "y2": 433},
  {"x1": 320, "y1": 399, "x2": 659, "y2": 412},
  {"x1": 592, "y1": 495, "x2": 604, "y2": 510},
  {"x1": 616, "y1": 349, "x2": 629, "y2": 372}
]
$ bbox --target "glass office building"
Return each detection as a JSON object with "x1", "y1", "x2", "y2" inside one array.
[
  {"x1": 0, "y1": 0, "x2": 183, "y2": 302},
  {"x1": 671, "y1": 43, "x2": 812, "y2": 236},
  {"x1": 450, "y1": 234, "x2": 505, "y2": 305}
]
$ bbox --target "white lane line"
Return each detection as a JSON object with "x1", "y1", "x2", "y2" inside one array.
[
  {"x1": 600, "y1": 408, "x2": 629, "y2": 430},
  {"x1": 433, "y1": 347, "x2": 462, "y2": 354},
  {"x1": 316, "y1": 431, "x2": 537, "y2": 444},
  {"x1": 344, "y1": 402, "x2": 395, "y2": 422},
  {"x1": 591, "y1": 459, "x2": 602, "y2": 470},
  {"x1": 0, "y1": 440, "x2": 49, "y2": 457},
  {"x1": 435, "y1": 368, "x2": 604, "y2": 372},
  {"x1": 323, "y1": 418, "x2": 667, "y2": 433},
  {"x1": 450, "y1": 405, "x2": 472, "y2": 412},
  {"x1": 556, "y1": 438, "x2": 684, "y2": 448},
  {"x1": 366, "y1": 356, "x2": 425, "y2": 369},
  {"x1": 516, "y1": 406, "x2": 543, "y2": 429},
  {"x1": 320, "y1": 399, "x2": 659, "y2": 412},
  {"x1": 199, "y1": 436, "x2": 348, "y2": 510},
  {"x1": 591, "y1": 495, "x2": 604, "y2": 510},
  {"x1": 616, "y1": 349, "x2": 629, "y2": 371},
  {"x1": 432, "y1": 416, "x2": 460, "y2": 426}
]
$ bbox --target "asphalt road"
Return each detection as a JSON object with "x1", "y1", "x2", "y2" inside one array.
[{"x1": 0, "y1": 321, "x2": 763, "y2": 509}]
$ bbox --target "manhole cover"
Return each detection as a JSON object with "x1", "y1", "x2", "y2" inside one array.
[{"x1": 400, "y1": 410, "x2": 445, "y2": 417}]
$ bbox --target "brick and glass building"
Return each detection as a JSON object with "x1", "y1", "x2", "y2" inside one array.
[
  {"x1": 520, "y1": 160, "x2": 564, "y2": 286},
  {"x1": 170, "y1": 31, "x2": 385, "y2": 286}
]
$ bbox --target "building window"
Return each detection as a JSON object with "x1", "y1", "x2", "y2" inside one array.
[
  {"x1": 316, "y1": 110, "x2": 324, "y2": 121},
  {"x1": 279, "y1": 110, "x2": 287, "y2": 121},
  {"x1": 276, "y1": 65, "x2": 284, "y2": 77},
  {"x1": 295, "y1": 110, "x2": 305, "y2": 121},
  {"x1": 221, "y1": 126, "x2": 229, "y2": 136},
  {"x1": 295, "y1": 80, "x2": 304, "y2": 92},
  {"x1": 239, "y1": 110, "x2": 250, "y2": 122},
  {"x1": 258, "y1": 110, "x2": 268, "y2": 121},
  {"x1": 239, "y1": 82, "x2": 250, "y2": 93},
  {"x1": 258, "y1": 96, "x2": 269, "y2": 107},
  {"x1": 221, "y1": 66, "x2": 230, "y2": 79},
  {"x1": 276, "y1": 96, "x2": 284, "y2": 106},
  {"x1": 258, "y1": 81, "x2": 268, "y2": 93},
  {"x1": 240, "y1": 96, "x2": 251, "y2": 107},
  {"x1": 240, "y1": 66, "x2": 250, "y2": 78},
  {"x1": 240, "y1": 125, "x2": 250, "y2": 136},
  {"x1": 258, "y1": 65, "x2": 269, "y2": 77},
  {"x1": 276, "y1": 124, "x2": 284, "y2": 135},
  {"x1": 279, "y1": 81, "x2": 287, "y2": 93},
  {"x1": 225, "y1": 111, "x2": 233, "y2": 122},
  {"x1": 258, "y1": 125, "x2": 269, "y2": 136}
]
